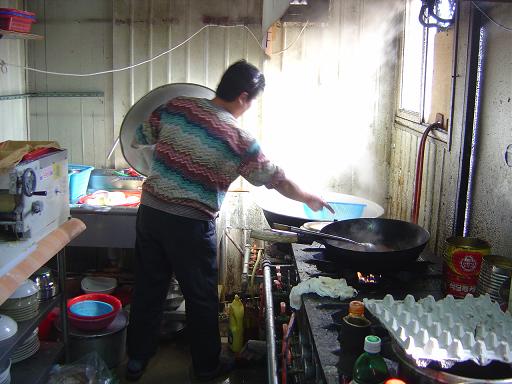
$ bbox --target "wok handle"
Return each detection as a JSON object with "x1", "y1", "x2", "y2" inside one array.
[
  {"x1": 250, "y1": 228, "x2": 298, "y2": 243},
  {"x1": 272, "y1": 223, "x2": 362, "y2": 246}
]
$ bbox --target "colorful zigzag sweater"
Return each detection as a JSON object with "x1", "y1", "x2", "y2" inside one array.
[{"x1": 134, "y1": 96, "x2": 285, "y2": 219}]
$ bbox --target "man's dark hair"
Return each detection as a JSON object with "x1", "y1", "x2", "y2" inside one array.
[{"x1": 216, "y1": 60, "x2": 265, "y2": 102}]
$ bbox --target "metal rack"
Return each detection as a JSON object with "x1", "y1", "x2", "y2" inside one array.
[{"x1": 0, "y1": 219, "x2": 85, "y2": 383}]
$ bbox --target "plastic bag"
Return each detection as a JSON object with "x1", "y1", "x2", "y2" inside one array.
[{"x1": 47, "y1": 352, "x2": 116, "y2": 384}]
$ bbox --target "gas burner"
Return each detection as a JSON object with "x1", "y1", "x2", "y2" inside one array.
[{"x1": 356, "y1": 271, "x2": 382, "y2": 286}]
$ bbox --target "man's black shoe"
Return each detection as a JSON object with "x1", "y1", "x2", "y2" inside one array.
[
  {"x1": 125, "y1": 359, "x2": 148, "y2": 382},
  {"x1": 194, "y1": 359, "x2": 235, "y2": 382}
]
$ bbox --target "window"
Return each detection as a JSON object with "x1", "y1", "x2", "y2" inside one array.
[{"x1": 398, "y1": 0, "x2": 455, "y2": 130}]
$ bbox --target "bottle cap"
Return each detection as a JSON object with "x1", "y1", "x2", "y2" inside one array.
[
  {"x1": 364, "y1": 335, "x2": 381, "y2": 354},
  {"x1": 384, "y1": 380, "x2": 406, "y2": 384},
  {"x1": 348, "y1": 300, "x2": 365, "y2": 316}
]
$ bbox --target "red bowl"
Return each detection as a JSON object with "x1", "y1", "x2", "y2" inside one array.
[
  {"x1": 67, "y1": 293, "x2": 121, "y2": 320},
  {"x1": 67, "y1": 312, "x2": 118, "y2": 331}
]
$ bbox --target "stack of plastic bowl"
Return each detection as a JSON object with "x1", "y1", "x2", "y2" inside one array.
[
  {"x1": 0, "y1": 359, "x2": 11, "y2": 384},
  {"x1": 0, "y1": 280, "x2": 39, "y2": 321},
  {"x1": 67, "y1": 293, "x2": 121, "y2": 331},
  {"x1": 81, "y1": 276, "x2": 117, "y2": 295}
]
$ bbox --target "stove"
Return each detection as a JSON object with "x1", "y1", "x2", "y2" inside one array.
[{"x1": 280, "y1": 242, "x2": 443, "y2": 384}]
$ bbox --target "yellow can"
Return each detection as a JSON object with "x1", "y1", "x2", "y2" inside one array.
[{"x1": 443, "y1": 236, "x2": 491, "y2": 298}]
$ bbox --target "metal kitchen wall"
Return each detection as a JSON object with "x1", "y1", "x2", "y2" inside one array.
[
  {"x1": 464, "y1": 3, "x2": 512, "y2": 257},
  {"x1": 388, "y1": 2, "x2": 512, "y2": 258},
  {"x1": 0, "y1": 0, "x2": 28, "y2": 141},
  {"x1": 24, "y1": 0, "x2": 400, "y2": 199},
  {"x1": 26, "y1": 0, "x2": 113, "y2": 166}
]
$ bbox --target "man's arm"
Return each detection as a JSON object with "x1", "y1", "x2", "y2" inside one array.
[{"x1": 274, "y1": 178, "x2": 334, "y2": 213}]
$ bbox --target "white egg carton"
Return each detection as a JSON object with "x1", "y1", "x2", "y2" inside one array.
[{"x1": 364, "y1": 293, "x2": 512, "y2": 368}]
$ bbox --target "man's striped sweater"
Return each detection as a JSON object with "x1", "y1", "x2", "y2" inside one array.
[{"x1": 134, "y1": 96, "x2": 285, "y2": 219}]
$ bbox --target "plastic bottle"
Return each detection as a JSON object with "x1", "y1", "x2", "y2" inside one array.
[
  {"x1": 343, "y1": 301, "x2": 371, "y2": 328},
  {"x1": 339, "y1": 301, "x2": 372, "y2": 374},
  {"x1": 350, "y1": 335, "x2": 390, "y2": 384},
  {"x1": 228, "y1": 294, "x2": 245, "y2": 353}
]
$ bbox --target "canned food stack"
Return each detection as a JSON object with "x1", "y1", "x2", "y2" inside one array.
[
  {"x1": 477, "y1": 255, "x2": 512, "y2": 308},
  {"x1": 364, "y1": 293, "x2": 512, "y2": 367}
]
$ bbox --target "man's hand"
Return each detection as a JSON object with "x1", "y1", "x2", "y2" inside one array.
[{"x1": 304, "y1": 193, "x2": 334, "y2": 213}]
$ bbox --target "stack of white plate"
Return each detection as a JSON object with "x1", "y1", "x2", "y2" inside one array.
[
  {"x1": 11, "y1": 328, "x2": 39, "y2": 364},
  {"x1": 0, "y1": 359, "x2": 11, "y2": 384},
  {"x1": 0, "y1": 280, "x2": 39, "y2": 322}
]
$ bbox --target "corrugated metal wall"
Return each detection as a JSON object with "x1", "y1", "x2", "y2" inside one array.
[
  {"x1": 0, "y1": 0, "x2": 28, "y2": 141},
  {"x1": 466, "y1": 4, "x2": 512, "y2": 258},
  {"x1": 26, "y1": 0, "x2": 113, "y2": 165},
  {"x1": 387, "y1": 120, "x2": 447, "y2": 255},
  {"x1": 263, "y1": 0, "x2": 401, "y2": 207},
  {"x1": 111, "y1": 0, "x2": 264, "y2": 168},
  {"x1": 25, "y1": 0, "x2": 400, "y2": 206}
]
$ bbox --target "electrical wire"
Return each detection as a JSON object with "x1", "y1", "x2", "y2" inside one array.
[
  {"x1": 472, "y1": 1, "x2": 512, "y2": 32},
  {"x1": 0, "y1": 22, "x2": 310, "y2": 77},
  {"x1": 269, "y1": 21, "x2": 309, "y2": 55}
]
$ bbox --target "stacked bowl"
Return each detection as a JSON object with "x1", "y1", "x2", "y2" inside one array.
[
  {"x1": 10, "y1": 328, "x2": 39, "y2": 363},
  {"x1": 0, "y1": 359, "x2": 11, "y2": 384},
  {"x1": 67, "y1": 294, "x2": 121, "y2": 331},
  {"x1": 0, "y1": 315, "x2": 17, "y2": 343},
  {"x1": 0, "y1": 280, "x2": 39, "y2": 321},
  {"x1": 81, "y1": 276, "x2": 117, "y2": 295}
]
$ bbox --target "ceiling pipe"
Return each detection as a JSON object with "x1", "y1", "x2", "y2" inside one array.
[{"x1": 411, "y1": 118, "x2": 444, "y2": 224}]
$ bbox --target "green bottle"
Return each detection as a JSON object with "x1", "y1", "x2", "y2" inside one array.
[{"x1": 351, "y1": 335, "x2": 389, "y2": 384}]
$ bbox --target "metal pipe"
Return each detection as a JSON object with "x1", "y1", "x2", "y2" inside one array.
[
  {"x1": 225, "y1": 228, "x2": 244, "y2": 256},
  {"x1": 411, "y1": 121, "x2": 443, "y2": 224},
  {"x1": 57, "y1": 249, "x2": 69, "y2": 362},
  {"x1": 263, "y1": 258, "x2": 279, "y2": 384},
  {"x1": 241, "y1": 244, "x2": 252, "y2": 292},
  {"x1": 453, "y1": 3, "x2": 483, "y2": 236}
]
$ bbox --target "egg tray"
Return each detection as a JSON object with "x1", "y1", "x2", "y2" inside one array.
[{"x1": 363, "y1": 294, "x2": 512, "y2": 368}]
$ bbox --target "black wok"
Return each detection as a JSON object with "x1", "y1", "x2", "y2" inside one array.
[{"x1": 320, "y1": 218, "x2": 430, "y2": 269}]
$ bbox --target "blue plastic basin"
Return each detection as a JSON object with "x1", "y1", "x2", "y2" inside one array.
[
  {"x1": 303, "y1": 202, "x2": 366, "y2": 221},
  {"x1": 69, "y1": 300, "x2": 113, "y2": 317}
]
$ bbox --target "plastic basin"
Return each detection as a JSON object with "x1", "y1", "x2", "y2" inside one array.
[{"x1": 67, "y1": 293, "x2": 121, "y2": 331}]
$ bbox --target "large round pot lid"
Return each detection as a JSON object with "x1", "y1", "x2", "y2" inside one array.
[{"x1": 120, "y1": 83, "x2": 215, "y2": 176}]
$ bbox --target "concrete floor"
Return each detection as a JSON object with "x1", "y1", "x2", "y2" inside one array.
[{"x1": 115, "y1": 330, "x2": 267, "y2": 384}]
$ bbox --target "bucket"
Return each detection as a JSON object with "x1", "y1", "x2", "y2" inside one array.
[
  {"x1": 443, "y1": 237, "x2": 490, "y2": 298},
  {"x1": 476, "y1": 255, "x2": 512, "y2": 310}
]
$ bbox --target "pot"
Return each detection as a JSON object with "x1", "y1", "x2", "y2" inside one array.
[
  {"x1": 252, "y1": 188, "x2": 384, "y2": 228},
  {"x1": 319, "y1": 218, "x2": 430, "y2": 269},
  {"x1": 55, "y1": 310, "x2": 128, "y2": 368},
  {"x1": 392, "y1": 342, "x2": 512, "y2": 383}
]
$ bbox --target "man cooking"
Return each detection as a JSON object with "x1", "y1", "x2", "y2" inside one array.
[{"x1": 126, "y1": 59, "x2": 333, "y2": 381}]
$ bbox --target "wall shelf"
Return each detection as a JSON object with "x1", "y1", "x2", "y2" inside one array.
[
  {"x1": 0, "y1": 92, "x2": 105, "y2": 101},
  {"x1": 0, "y1": 218, "x2": 86, "y2": 305},
  {"x1": 0, "y1": 29, "x2": 43, "y2": 40},
  {"x1": 0, "y1": 295, "x2": 60, "y2": 364}
]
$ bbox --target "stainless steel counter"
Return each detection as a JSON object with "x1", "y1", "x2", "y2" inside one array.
[{"x1": 69, "y1": 206, "x2": 137, "y2": 248}]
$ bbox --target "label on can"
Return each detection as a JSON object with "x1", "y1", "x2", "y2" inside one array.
[
  {"x1": 451, "y1": 250, "x2": 483, "y2": 275},
  {"x1": 443, "y1": 264, "x2": 479, "y2": 298}
]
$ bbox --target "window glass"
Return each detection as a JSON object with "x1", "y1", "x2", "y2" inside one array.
[{"x1": 400, "y1": 0, "x2": 424, "y2": 114}]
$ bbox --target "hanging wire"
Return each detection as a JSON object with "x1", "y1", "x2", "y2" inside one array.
[
  {"x1": 0, "y1": 22, "x2": 310, "y2": 77},
  {"x1": 472, "y1": 1, "x2": 512, "y2": 32}
]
